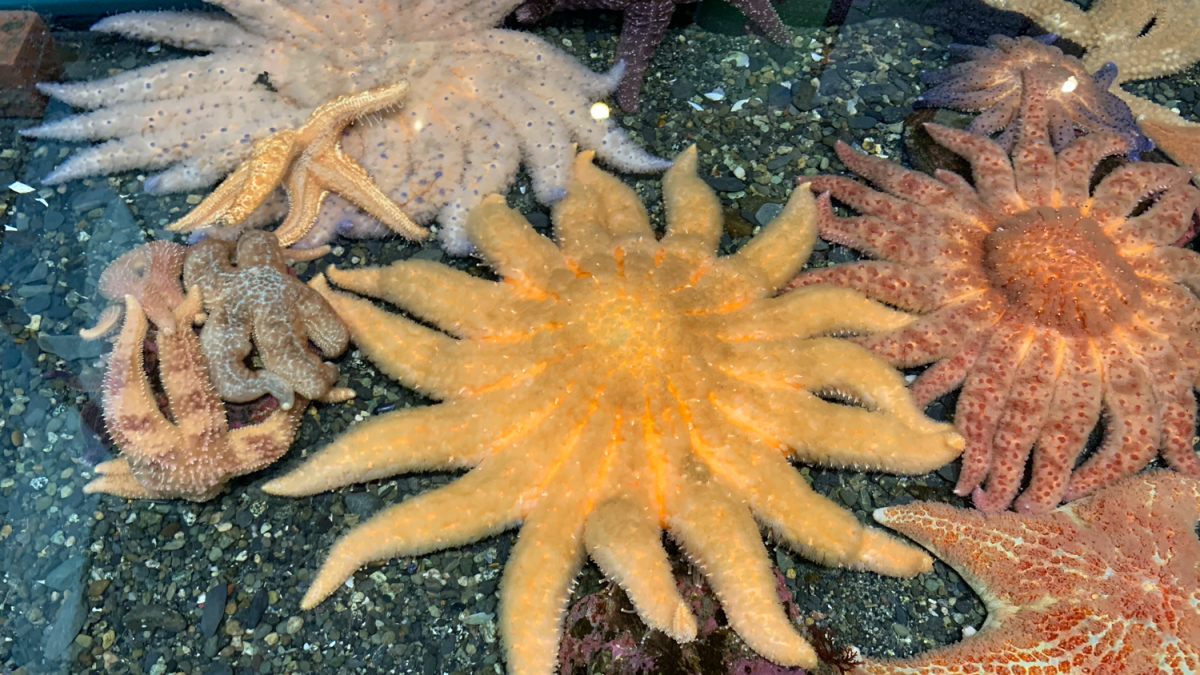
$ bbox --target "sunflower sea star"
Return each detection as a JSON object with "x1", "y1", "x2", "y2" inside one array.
[
  {"x1": 513, "y1": 0, "x2": 791, "y2": 111},
  {"x1": 166, "y1": 81, "x2": 425, "y2": 248},
  {"x1": 917, "y1": 34, "x2": 1151, "y2": 157},
  {"x1": 262, "y1": 148, "x2": 963, "y2": 674},
  {"x1": 183, "y1": 231, "x2": 355, "y2": 409},
  {"x1": 830, "y1": 471, "x2": 1200, "y2": 674},
  {"x1": 791, "y1": 81, "x2": 1200, "y2": 513},
  {"x1": 21, "y1": 0, "x2": 670, "y2": 254},
  {"x1": 88, "y1": 291, "x2": 305, "y2": 501},
  {"x1": 982, "y1": 0, "x2": 1200, "y2": 171}
]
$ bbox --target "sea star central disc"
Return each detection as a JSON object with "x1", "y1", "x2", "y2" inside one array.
[{"x1": 984, "y1": 206, "x2": 1143, "y2": 333}]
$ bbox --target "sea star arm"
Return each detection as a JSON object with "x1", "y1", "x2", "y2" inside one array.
[
  {"x1": 310, "y1": 274, "x2": 539, "y2": 398},
  {"x1": 714, "y1": 339, "x2": 963, "y2": 472},
  {"x1": 553, "y1": 150, "x2": 654, "y2": 260},
  {"x1": 98, "y1": 295, "x2": 185, "y2": 460},
  {"x1": 953, "y1": 321, "x2": 1034, "y2": 497},
  {"x1": 1109, "y1": 184, "x2": 1200, "y2": 252},
  {"x1": 718, "y1": 285, "x2": 915, "y2": 341},
  {"x1": 262, "y1": 387, "x2": 558, "y2": 495},
  {"x1": 612, "y1": 1, "x2": 676, "y2": 111},
  {"x1": 223, "y1": 402, "x2": 305, "y2": 477},
  {"x1": 661, "y1": 146, "x2": 722, "y2": 252},
  {"x1": 793, "y1": 260, "x2": 951, "y2": 313},
  {"x1": 908, "y1": 337, "x2": 983, "y2": 407},
  {"x1": 323, "y1": 263, "x2": 528, "y2": 339},
  {"x1": 471, "y1": 194, "x2": 572, "y2": 285},
  {"x1": 971, "y1": 331, "x2": 1059, "y2": 512},
  {"x1": 500, "y1": 393, "x2": 619, "y2": 675},
  {"x1": 686, "y1": 397, "x2": 933, "y2": 576},
  {"x1": 84, "y1": 457, "x2": 162, "y2": 500},
  {"x1": 302, "y1": 144, "x2": 427, "y2": 240},
  {"x1": 1090, "y1": 163, "x2": 1193, "y2": 227},
  {"x1": 924, "y1": 124, "x2": 1023, "y2": 214},
  {"x1": 1063, "y1": 337, "x2": 1162, "y2": 501},
  {"x1": 293, "y1": 446, "x2": 541, "y2": 609},
  {"x1": 664, "y1": 451, "x2": 818, "y2": 669},
  {"x1": 33, "y1": 53, "x2": 259, "y2": 109},
  {"x1": 1143, "y1": 247, "x2": 1200, "y2": 296},
  {"x1": 584, "y1": 494, "x2": 699, "y2": 642},
  {"x1": 90, "y1": 10, "x2": 257, "y2": 49},
  {"x1": 168, "y1": 132, "x2": 298, "y2": 234},
  {"x1": 726, "y1": 186, "x2": 818, "y2": 289},
  {"x1": 199, "y1": 305, "x2": 297, "y2": 407},
  {"x1": 723, "y1": 0, "x2": 791, "y2": 44},
  {"x1": 859, "y1": 298, "x2": 1003, "y2": 367}
]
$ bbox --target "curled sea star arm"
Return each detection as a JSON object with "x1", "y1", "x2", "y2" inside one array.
[
  {"x1": 1109, "y1": 185, "x2": 1200, "y2": 251},
  {"x1": 323, "y1": 262, "x2": 530, "y2": 339},
  {"x1": 971, "y1": 330, "x2": 1059, "y2": 512},
  {"x1": 791, "y1": 261, "x2": 950, "y2": 312},
  {"x1": 1012, "y1": 336, "x2": 1102, "y2": 513},
  {"x1": 198, "y1": 305, "x2": 297, "y2": 407},
  {"x1": 1053, "y1": 131, "x2": 1132, "y2": 207},
  {"x1": 1090, "y1": 163, "x2": 1194, "y2": 227},
  {"x1": 1064, "y1": 338, "x2": 1162, "y2": 501},
  {"x1": 953, "y1": 321, "x2": 1035, "y2": 497},
  {"x1": 718, "y1": 285, "x2": 915, "y2": 341},
  {"x1": 293, "y1": 287, "x2": 349, "y2": 358},
  {"x1": 664, "y1": 452, "x2": 817, "y2": 669}
]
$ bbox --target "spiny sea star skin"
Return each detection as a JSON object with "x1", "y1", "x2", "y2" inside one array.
[
  {"x1": 89, "y1": 292, "x2": 305, "y2": 501},
  {"x1": 918, "y1": 34, "x2": 1151, "y2": 157},
  {"x1": 21, "y1": 0, "x2": 670, "y2": 255},
  {"x1": 791, "y1": 80, "x2": 1200, "y2": 514},
  {"x1": 262, "y1": 148, "x2": 963, "y2": 675},
  {"x1": 835, "y1": 471, "x2": 1200, "y2": 675},
  {"x1": 183, "y1": 231, "x2": 355, "y2": 409},
  {"x1": 514, "y1": 0, "x2": 790, "y2": 111}
]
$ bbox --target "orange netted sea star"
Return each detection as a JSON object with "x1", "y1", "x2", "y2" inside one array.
[
  {"x1": 792, "y1": 82, "x2": 1200, "y2": 513},
  {"x1": 263, "y1": 148, "x2": 963, "y2": 674},
  {"x1": 835, "y1": 471, "x2": 1200, "y2": 674}
]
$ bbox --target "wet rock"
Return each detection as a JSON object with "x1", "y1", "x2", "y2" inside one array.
[
  {"x1": 201, "y1": 583, "x2": 227, "y2": 637},
  {"x1": 124, "y1": 604, "x2": 187, "y2": 633}
]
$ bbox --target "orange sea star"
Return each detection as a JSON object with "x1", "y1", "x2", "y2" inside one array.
[
  {"x1": 88, "y1": 291, "x2": 304, "y2": 501},
  {"x1": 791, "y1": 82, "x2": 1200, "y2": 513},
  {"x1": 834, "y1": 470, "x2": 1200, "y2": 674},
  {"x1": 262, "y1": 148, "x2": 963, "y2": 674}
]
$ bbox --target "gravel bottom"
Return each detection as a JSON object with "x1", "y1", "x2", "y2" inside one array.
[{"x1": 2, "y1": 6, "x2": 1197, "y2": 675}]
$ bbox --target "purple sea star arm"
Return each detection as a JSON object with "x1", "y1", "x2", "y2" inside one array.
[
  {"x1": 615, "y1": 1, "x2": 677, "y2": 110},
  {"x1": 723, "y1": 0, "x2": 790, "y2": 43}
]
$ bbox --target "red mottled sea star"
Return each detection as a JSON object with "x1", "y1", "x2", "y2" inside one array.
[{"x1": 791, "y1": 82, "x2": 1200, "y2": 513}]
